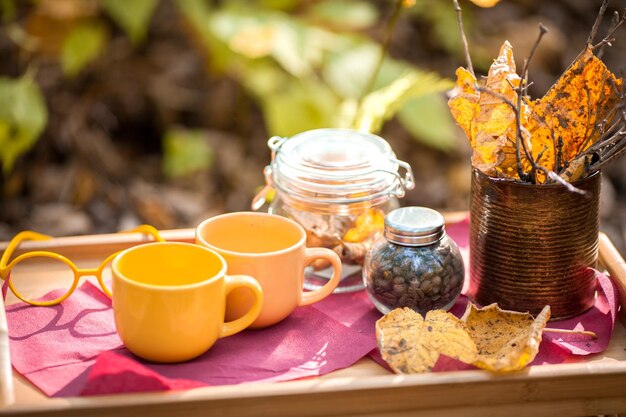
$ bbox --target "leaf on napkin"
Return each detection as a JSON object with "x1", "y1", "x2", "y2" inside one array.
[
  {"x1": 376, "y1": 303, "x2": 551, "y2": 374},
  {"x1": 527, "y1": 47, "x2": 623, "y2": 181},
  {"x1": 461, "y1": 303, "x2": 551, "y2": 372},
  {"x1": 375, "y1": 307, "x2": 477, "y2": 374},
  {"x1": 448, "y1": 41, "x2": 531, "y2": 177}
]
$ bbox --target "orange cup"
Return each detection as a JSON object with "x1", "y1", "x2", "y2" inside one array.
[
  {"x1": 196, "y1": 212, "x2": 342, "y2": 328},
  {"x1": 112, "y1": 242, "x2": 263, "y2": 362}
]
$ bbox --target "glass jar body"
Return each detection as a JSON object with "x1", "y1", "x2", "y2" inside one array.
[
  {"x1": 254, "y1": 128, "x2": 415, "y2": 293},
  {"x1": 269, "y1": 194, "x2": 399, "y2": 293},
  {"x1": 363, "y1": 235, "x2": 464, "y2": 314}
]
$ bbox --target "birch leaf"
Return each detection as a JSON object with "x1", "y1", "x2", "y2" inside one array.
[
  {"x1": 471, "y1": 41, "x2": 526, "y2": 176},
  {"x1": 377, "y1": 303, "x2": 551, "y2": 374},
  {"x1": 448, "y1": 41, "x2": 531, "y2": 178},
  {"x1": 527, "y1": 47, "x2": 622, "y2": 181},
  {"x1": 376, "y1": 307, "x2": 477, "y2": 374},
  {"x1": 461, "y1": 303, "x2": 550, "y2": 372}
]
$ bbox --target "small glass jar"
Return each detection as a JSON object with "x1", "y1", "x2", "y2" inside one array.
[
  {"x1": 363, "y1": 207, "x2": 464, "y2": 314},
  {"x1": 252, "y1": 128, "x2": 414, "y2": 293}
]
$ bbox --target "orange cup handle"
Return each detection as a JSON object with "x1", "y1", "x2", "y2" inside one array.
[
  {"x1": 221, "y1": 275, "x2": 264, "y2": 338},
  {"x1": 300, "y1": 248, "x2": 342, "y2": 306}
]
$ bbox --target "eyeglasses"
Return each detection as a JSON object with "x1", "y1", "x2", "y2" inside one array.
[{"x1": 0, "y1": 225, "x2": 165, "y2": 306}]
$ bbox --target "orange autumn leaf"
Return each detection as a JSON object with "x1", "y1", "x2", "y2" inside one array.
[
  {"x1": 449, "y1": 40, "x2": 622, "y2": 182},
  {"x1": 527, "y1": 47, "x2": 623, "y2": 182},
  {"x1": 343, "y1": 208, "x2": 385, "y2": 243},
  {"x1": 448, "y1": 67, "x2": 479, "y2": 145}
]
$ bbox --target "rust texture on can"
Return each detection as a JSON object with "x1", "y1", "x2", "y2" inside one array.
[{"x1": 469, "y1": 169, "x2": 600, "y2": 320}]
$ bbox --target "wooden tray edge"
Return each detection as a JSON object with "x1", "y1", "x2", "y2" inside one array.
[{"x1": 0, "y1": 219, "x2": 625, "y2": 415}]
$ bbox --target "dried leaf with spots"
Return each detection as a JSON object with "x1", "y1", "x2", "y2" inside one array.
[
  {"x1": 449, "y1": 41, "x2": 531, "y2": 178},
  {"x1": 461, "y1": 303, "x2": 551, "y2": 372},
  {"x1": 527, "y1": 47, "x2": 622, "y2": 182},
  {"x1": 449, "y1": 36, "x2": 623, "y2": 183},
  {"x1": 375, "y1": 307, "x2": 477, "y2": 374},
  {"x1": 376, "y1": 303, "x2": 551, "y2": 374}
]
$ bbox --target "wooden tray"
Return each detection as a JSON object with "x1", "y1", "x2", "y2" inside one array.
[{"x1": 0, "y1": 227, "x2": 625, "y2": 417}]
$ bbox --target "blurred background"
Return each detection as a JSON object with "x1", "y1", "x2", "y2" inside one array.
[{"x1": 0, "y1": 0, "x2": 624, "y2": 252}]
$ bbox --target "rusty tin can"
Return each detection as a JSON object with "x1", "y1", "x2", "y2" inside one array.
[{"x1": 469, "y1": 169, "x2": 600, "y2": 319}]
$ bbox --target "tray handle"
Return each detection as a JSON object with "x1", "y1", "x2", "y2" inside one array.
[{"x1": 599, "y1": 232, "x2": 626, "y2": 324}]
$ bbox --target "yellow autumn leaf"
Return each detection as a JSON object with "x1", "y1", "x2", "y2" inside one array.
[
  {"x1": 376, "y1": 307, "x2": 477, "y2": 374},
  {"x1": 449, "y1": 39, "x2": 622, "y2": 182},
  {"x1": 527, "y1": 47, "x2": 622, "y2": 182},
  {"x1": 376, "y1": 303, "x2": 551, "y2": 374},
  {"x1": 449, "y1": 41, "x2": 532, "y2": 178},
  {"x1": 343, "y1": 208, "x2": 385, "y2": 243},
  {"x1": 461, "y1": 303, "x2": 551, "y2": 372},
  {"x1": 448, "y1": 67, "x2": 479, "y2": 145}
]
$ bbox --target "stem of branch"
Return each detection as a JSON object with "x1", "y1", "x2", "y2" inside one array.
[
  {"x1": 587, "y1": 0, "x2": 610, "y2": 47},
  {"x1": 596, "y1": 9, "x2": 626, "y2": 58},
  {"x1": 360, "y1": 0, "x2": 404, "y2": 99},
  {"x1": 476, "y1": 85, "x2": 532, "y2": 181},
  {"x1": 521, "y1": 24, "x2": 548, "y2": 98},
  {"x1": 453, "y1": 0, "x2": 474, "y2": 77},
  {"x1": 518, "y1": 24, "x2": 548, "y2": 179},
  {"x1": 543, "y1": 328, "x2": 597, "y2": 339}
]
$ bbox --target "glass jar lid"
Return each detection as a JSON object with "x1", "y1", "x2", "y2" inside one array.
[
  {"x1": 384, "y1": 207, "x2": 445, "y2": 246},
  {"x1": 264, "y1": 128, "x2": 414, "y2": 206}
]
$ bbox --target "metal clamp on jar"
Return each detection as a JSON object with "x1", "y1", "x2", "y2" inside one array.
[{"x1": 252, "y1": 128, "x2": 415, "y2": 293}]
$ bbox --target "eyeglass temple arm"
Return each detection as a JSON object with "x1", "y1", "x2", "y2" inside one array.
[
  {"x1": 0, "y1": 231, "x2": 52, "y2": 278},
  {"x1": 119, "y1": 225, "x2": 166, "y2": 242}
]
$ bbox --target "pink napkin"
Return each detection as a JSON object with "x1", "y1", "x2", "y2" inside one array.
[
  {"x1": 6, "y1": 281, "x2": 375, "y2": 397},
  {"x1": 81, "y1": 351, "x2": 205, "y2": 395}
]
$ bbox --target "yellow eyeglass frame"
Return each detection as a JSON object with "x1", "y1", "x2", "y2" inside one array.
[{"x1": 0, "y1": 225, "x2": 165, "y2": 306}]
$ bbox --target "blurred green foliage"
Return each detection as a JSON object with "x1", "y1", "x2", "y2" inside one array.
[
  {"x1": 0, "y1": 75, "x2": 47, "y2": 174},
  {"x1": 1, "y1": 0, "x2": 461, "y2": 177},
  {"x1": 101, "y1": 0, "x2": 157, "y2": 44},
  {"x1": 178, "y1": 0, "x2": 456, "y2": 149},
  {"x1": 61, "y1": 22, "x2": 107, "y2": 77},
  {"x1": 163, "y1": 127, "x2": 214, "y2": 179}
]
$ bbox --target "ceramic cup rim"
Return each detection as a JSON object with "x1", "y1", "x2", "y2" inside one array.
[
  {"x1": 196, "y1": 211, "x2": 306, "y2": 258},
  {"x1": 112, "y1": 241, "x2": 228, "y2": 291}
]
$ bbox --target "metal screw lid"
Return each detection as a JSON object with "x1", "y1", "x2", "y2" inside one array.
[{"x1": 383, "y1": 207, "x2": 445, "y2": 246}]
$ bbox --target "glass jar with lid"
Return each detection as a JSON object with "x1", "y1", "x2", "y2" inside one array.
[
  {"x1": 252, "y1": 128, "x2": 414, "y2": 293},
  {"x1": 363, "y1": 206, "x2": 464, "y2": 314}
]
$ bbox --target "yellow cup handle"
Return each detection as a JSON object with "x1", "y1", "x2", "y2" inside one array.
[
  {"x1": 300, "y1": 248, "x2": 342, "y2": 306},
  {"x1": 221, "y1": 275, "x2": 264, "y2": 337}
]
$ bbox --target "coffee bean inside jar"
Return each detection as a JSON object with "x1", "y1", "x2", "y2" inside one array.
[{"x1": 363, "y1": 207, "x2": 464, "y2": 315}]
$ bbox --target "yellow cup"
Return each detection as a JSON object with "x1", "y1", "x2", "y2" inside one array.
[
  {"x1": 111, "y1": 242, "x2": 263, "y2": 363},
  {"x1": 196, "y1": 212, "x2": 341, "y2": 328}
]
